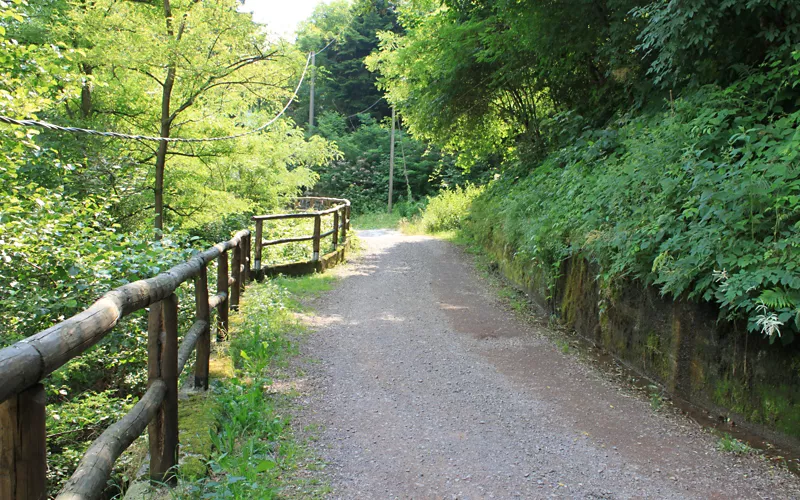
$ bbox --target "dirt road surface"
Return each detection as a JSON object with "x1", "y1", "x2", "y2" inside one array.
[{"x1": 296, "y1": 230, "x2": 800, "y2": 499}]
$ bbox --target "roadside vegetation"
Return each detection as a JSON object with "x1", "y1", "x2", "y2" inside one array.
[{"x1": 179, "y1": 276, "x2": 332, "y2": 499}]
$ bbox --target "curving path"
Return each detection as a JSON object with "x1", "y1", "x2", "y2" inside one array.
[{"x1": 296, "y1": 230, "x2": 800, "y2": 499}]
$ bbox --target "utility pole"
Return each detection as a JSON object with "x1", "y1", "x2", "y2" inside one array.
[
  {"x1": 388, "y1": 106, "x2": 396, "y2": 213},
  {"x1": 308, "y1": 51, "x2": 316, "y2": 131}
]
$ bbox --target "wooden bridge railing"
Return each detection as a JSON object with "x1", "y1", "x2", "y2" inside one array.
[
  {"x1": 0, "y1": 197, "x2": 350, "y2": 500},
  {"x1": 252, "y1": 196, "x2": 351, "y2": 274}
]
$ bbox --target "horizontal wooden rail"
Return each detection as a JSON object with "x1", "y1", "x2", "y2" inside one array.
[
  {"x1": 0, "y1": 228, "x2": 256, "y2": 500},
  {"x1": 177, "y1": 320, "x2": 207, "y2": 376},
  {"x1": 252, "y1": 212, "x2": 316, "y2": 221},
  {"x1": 0, "y1": 230, "x2": 249, "y2": 405},
  {"x1": 56, "y1": 380, "x2": 167, "y2": 500},
  {"x1": 263, "y1": 235, "x2": 315, "y2": 246},
  {"x1": 320, "y1": 228, "x2": 337, "y2": 238},
  {"x1": 208, "y1": 292, "x2": 227, "y2": 310}
]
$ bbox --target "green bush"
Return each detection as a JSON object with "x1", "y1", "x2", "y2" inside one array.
[
  {"x1": 419, "y1": 185, "x2": 484, "y2": 233},
  {"x1": 466, "y1": 63, "x2": 800, "y2": 342}
]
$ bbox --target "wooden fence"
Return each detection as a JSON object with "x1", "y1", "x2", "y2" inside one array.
[
  {"x1": 0, "y1": 197, "x2": 349, "y2": 500},
  {"x1": 253, "y1": 196, "x2": 351, "y2": 277}
]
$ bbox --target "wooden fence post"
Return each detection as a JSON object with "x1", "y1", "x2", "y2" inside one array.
[
  {"x1": 254, "y1": 220, "x2": 263, "y2": 273},
  {"x1": 339, "y1": 207, "x2": 347, "y2": 244},
  {"x1": 312, "y1": 214, "x2": 321, "y2": 262},
  {"x1": 244, "y1": 232, "x2": 251, "y2": 284},
  {"x1": 194, "y1": 266, "x2": 210, "y2": 390},
  {"x1": 217, "y1": 251, "x2": 229, "y2": 341},
  {"x1": 148, "y1": 295, "x2": 178, "y2": 485},
  {"x1": 332, "y1": 210, "x2": 339, "y2": 250},
  {"x1": 0, "y1": 384, "x2": 46, "y2": 500},
  {"x1": 230, "y1": 242, "x2": 241, "y2": 311},
  {"x1": 239, "y1": 237, "x2": 247, "y2": 293}
]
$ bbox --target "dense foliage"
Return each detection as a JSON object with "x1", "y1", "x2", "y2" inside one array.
[
  {"x1": 294, "y1": 0, "x2": 398, "y2": 125},
  {"x1": 469, "y1": 77, "x2": 800, "y2": 340},
  {"x1": 312, "y1": 111, "x2": 489, "y2": 212}
]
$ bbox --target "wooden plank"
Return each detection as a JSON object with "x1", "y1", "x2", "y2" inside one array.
[
  {"x1": 252, "y1": 212, "x2": 316, "y2": 221},
  {"x1": 317, "y1": 204, "x2": 346, "y2": 216},
  {"x1": 262, "y1": 235, "x2": 314, "y2": 246},
  {"x1": 217, "y1": 251, "x2": 229, "y2": 341},
  {"x1": 244, "y1": 233, "x2": 251, "y2": 284},
  {"x1": 312, "y1": 214, "x2": 321, "y2": 262},
  {"x1": 0, "y1": 384, "x2": 46, "y2": 500},
  {"x1": 149, "y1": 294, "x2": 178, "y2": 485},
  {"x1": 177, "y1": 319, "x2": 207, "y2": 378},
  {"x1": 340, "y1": 207, "x2": 347, "y2": 243},
  {"x1": 194, "y1": 266, "x2": 210, "y2": 390},
  {"x1": 56, "y1": 381, "x2": 166, "y2": 500},
  {"x1": 0, "y1": 229, "x2": 249, "y2": 405},
  {"x1": 208, "y1": 292, "x2": 227, "y2": 310},
  {"x1": 239, "y1": 238, "x2": 247, "y2": 293},
  {"x1": 254, "y1": 219, "x2": 263, "y2": 271},
  {"x1": 295, "y1": 196, "x2": 349, "y2": 205}
]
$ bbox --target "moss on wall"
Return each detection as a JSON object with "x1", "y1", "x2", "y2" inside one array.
[{"x1": 178, "y1": 393, "x2": 217, "y2": 480}]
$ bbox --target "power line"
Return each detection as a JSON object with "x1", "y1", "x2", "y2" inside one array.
[
  {"x1": 0, "y1": 52, "x2": 313, "y2": 143},
  {"x1": 345, "y1": 96, "x2": 385, "y2": 119},
  {"x1": 315, "y1": 36, "x2": 337, "y2": 55}
]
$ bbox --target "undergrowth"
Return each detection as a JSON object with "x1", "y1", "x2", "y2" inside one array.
[
  {"x1": 466, "y1": 76, "x2": 800, "y2": 344},
  {"x1": 717, "y1": 433, "x2": 757, "y2": 455},
  {"x1": 180, "y1": 275, "x2": 334, "y2": 499}
]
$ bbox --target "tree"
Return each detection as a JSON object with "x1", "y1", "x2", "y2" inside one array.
[
  {"x1": 20, "y1": 0, "x2": 335, "y2": 237},
  {"x1": 295, "y1": 0, "x2": 401, "y2": 127}
]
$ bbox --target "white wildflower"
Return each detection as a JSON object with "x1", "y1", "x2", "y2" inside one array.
[
  {"x1": 755, "y1": 301, "x2": 783, "y2": 339},
  {"x1": 712, "y1": 269, "x2": 729, "y2": 292}
]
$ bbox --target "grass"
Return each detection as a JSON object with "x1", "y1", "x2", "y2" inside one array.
[
  {"x1": 352, "y1": 211, "x2": 403, "y2": 230},
  {"x1": 272, "y1": 273, "x2": 336, "y2": 304},
  {"x1": 717, "y1": 433, "x2": 756, "y2": 455},
  {"x1": 172, "y1": 276, "x2": 333, "y2": 499},
  {"x1": 352, "y1": 208, "x2": 462, "y2": 241},
  {"x1": 650, "y1": 391, "x2": 664, "y2": 411}
]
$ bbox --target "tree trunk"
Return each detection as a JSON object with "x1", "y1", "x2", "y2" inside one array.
[
  {"x1": 155, "y1": 0, "x2": 178, "y2": 238},
  {"x1": 80, "y1": 64, "x2": 93, "y2": 119}
]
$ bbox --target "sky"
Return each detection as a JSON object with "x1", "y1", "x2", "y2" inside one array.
[{"x1": 239, "y1": 0, "x2": 339, "y2": 39}]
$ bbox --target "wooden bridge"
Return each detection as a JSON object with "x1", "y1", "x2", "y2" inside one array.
[{"x1": 0, "y1": 197, "x2": 350, "y2": 500}]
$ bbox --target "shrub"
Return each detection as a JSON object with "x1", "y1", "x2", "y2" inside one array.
[
  {"x1": 466, "y1": 68, "x2": 800, "y2": 342},
  {"x1": 418, "y1": 184, "x2": 484, "y2": 233}
]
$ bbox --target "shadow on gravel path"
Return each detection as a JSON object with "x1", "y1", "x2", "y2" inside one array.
[{"x1": 297, "y1": 230, "x2": 800, "y2": 499}]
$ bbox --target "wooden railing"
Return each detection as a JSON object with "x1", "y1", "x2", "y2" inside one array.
[
  {"x1": 253, "y1": 196, "x2": 351, "y2": 276},
  {"x1": 0, "y1": 196, "x2": 350, "y2": 500}
]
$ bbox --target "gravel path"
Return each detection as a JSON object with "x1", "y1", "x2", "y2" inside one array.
[{"x1": 297, "y1": 230, "x2": 800, "y2": 499}]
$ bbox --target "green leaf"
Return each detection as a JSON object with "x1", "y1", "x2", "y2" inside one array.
[{"x1": 255, "y1": 459, "x2": 277, "y2": 472}]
